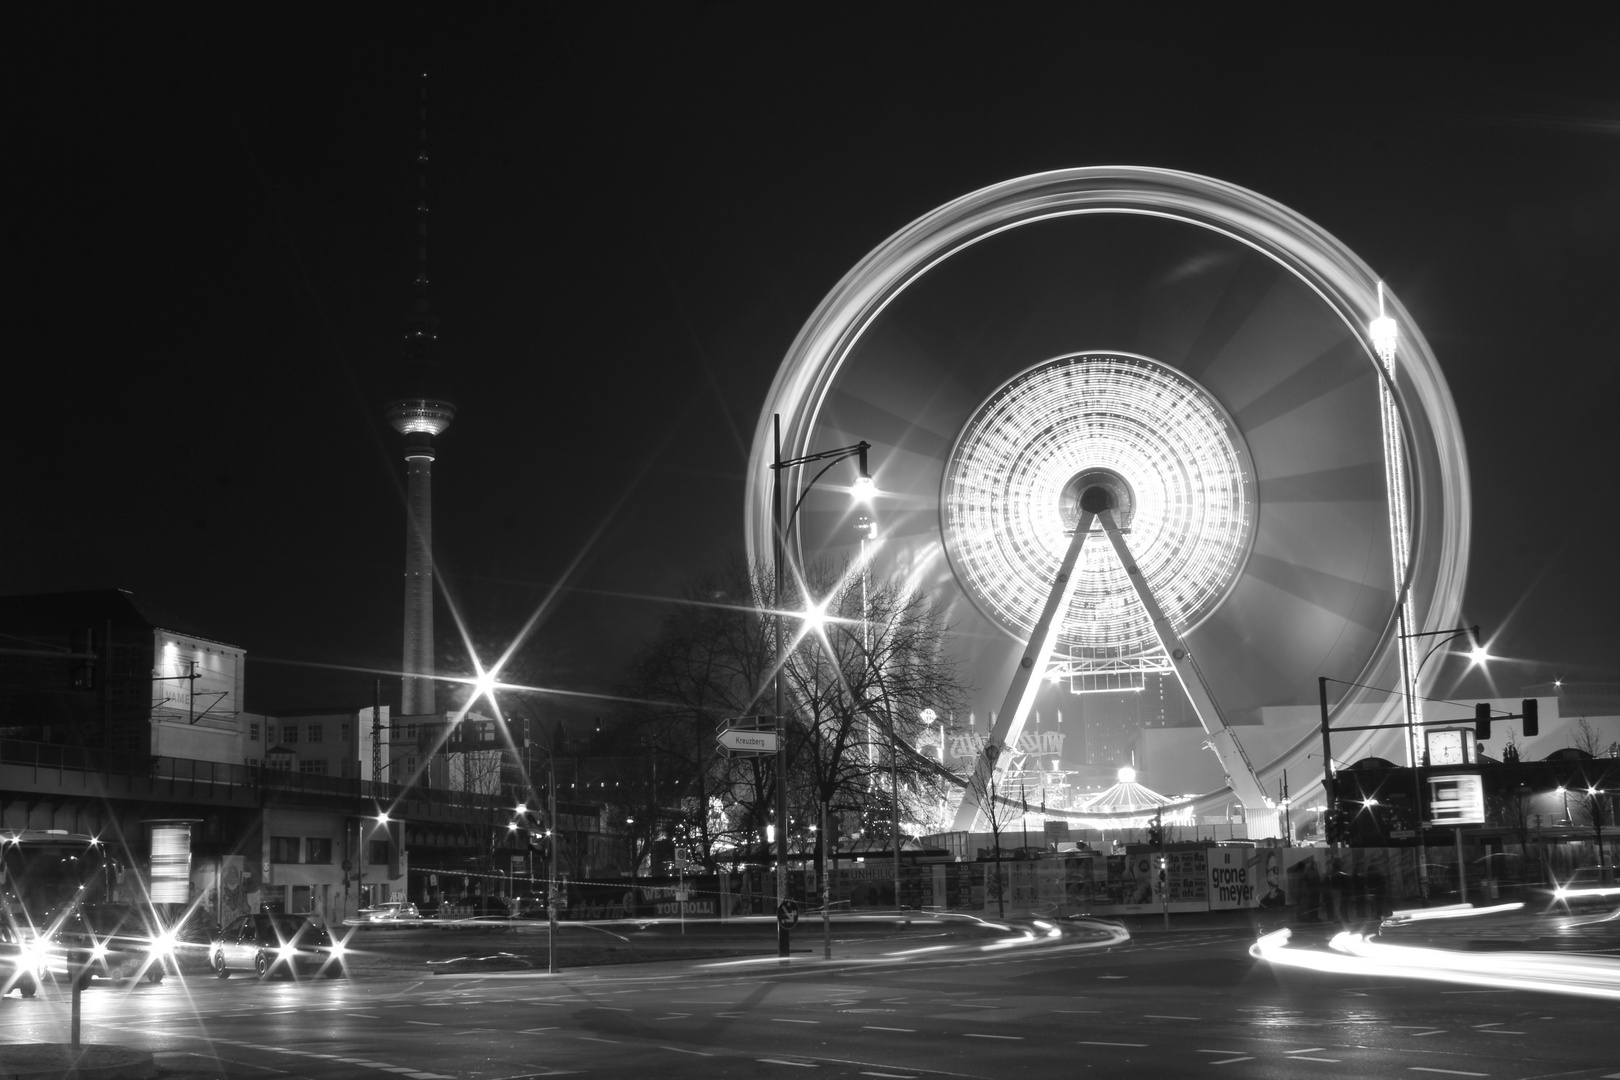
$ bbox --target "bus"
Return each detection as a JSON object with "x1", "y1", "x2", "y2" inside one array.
[{"x1": 0, "y1": 829, "x2": 122, "y2": 936}]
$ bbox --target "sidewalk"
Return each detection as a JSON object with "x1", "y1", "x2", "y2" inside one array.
[{"x1": 0, "y1": 1044, "x2": 153, "y2": 1080}]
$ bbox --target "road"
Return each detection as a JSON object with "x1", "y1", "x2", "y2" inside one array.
[{"x1": 2, "y1": 918, "x2": 1617, "y2": 1079}]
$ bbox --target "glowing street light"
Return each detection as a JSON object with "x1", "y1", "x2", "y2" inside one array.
[{"x1": 769, "y1": 414, "x2": 873, "y2": 959}]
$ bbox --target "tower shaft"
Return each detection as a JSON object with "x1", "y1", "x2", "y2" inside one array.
[{"x1": 401, "y1": 442, "x2": 437, "y2": 715}]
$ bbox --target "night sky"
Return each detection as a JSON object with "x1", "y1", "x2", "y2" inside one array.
[{"x1": 8, "y1": 8, "x2": 1617, "y2": 723}]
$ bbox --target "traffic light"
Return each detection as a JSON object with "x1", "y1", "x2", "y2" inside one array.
[
  {"x1": 1474, "y1": 702, "x2": 1492, "y2": 740},
  {"x1": 1522, "y1": 698, "x2": 1539, "y2": 738},
  {"x1": 1147, "y1": 812, "x2": 1163, "y2": 847},
  {"x1": 1327, "y1": 804, "x2": 1354, "y2": 844}
]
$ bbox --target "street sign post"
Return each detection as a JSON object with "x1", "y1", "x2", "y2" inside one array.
[{"x1": 716, "y1": 728, "x2": 780, "y2": 756}]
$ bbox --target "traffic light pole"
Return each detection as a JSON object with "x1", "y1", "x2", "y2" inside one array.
[{"x1": 1318, "y1": 677, "x2": 1538, "y2": 880}]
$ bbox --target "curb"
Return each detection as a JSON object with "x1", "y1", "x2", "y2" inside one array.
[{"x1": 0, "y1": 1044, "x2": 154, "y2": 1080}]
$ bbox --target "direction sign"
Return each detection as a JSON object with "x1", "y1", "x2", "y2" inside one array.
[
  {"x1": 716, "y1": 728, "x2": 780, "y2": 756},
  {"x1": 721, "y1": 714, "x2": 776, "y2": 732}
]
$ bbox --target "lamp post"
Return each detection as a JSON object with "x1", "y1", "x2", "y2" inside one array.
[
  {"x1": 1398, "y1": 624, "x2": 1483, "y2": 900},
  {"x1": 770, "y1": 413, "x2": 872, "y2": 959}
]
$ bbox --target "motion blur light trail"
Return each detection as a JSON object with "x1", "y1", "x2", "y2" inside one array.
[
  {"x1": 1250, "y1": 927, "x2": 1620, "y2": 1001},
  {"x1": 696, "y1": 915, "x2": 1126, "y2": 970}
]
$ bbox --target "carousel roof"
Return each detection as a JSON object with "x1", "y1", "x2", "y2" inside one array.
[{"x1": 1077, "y1": 779, "x2": 1175, "y2": 812}]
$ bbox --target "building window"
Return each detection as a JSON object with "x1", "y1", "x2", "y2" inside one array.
[
  {"x1": 307, "y1": 724, "x2": 323, "y2": 743},
  {"x1": 368, "y1": 840, "x2": 391, "y2": 865},
  {"x1": 340, "y1": 759, "x2": 355, "y2": 778},
  {"x1": 282, "y1": 725, "x2": 298, "y2": 744},
  {"x1": 298, "y1": 759, "x2": 326, "y2": 776},
  {"x1": 245, "y1": 757, "x2": 261, "y2": 768},
  {"x1": 271, "y1": 836, "x2": 300, "y2": 864},
  {"x1": 406, "y1": 724, "x2": 418, "y2": 740},
  {"x1": 290, "y1": 885, "x2": 313, "y2": 914},
  {"x1": 340, "y1": 722, "x2": 350, "y2": 741},
  {"x1": 305, "y1": 838, "x2": 332, "y2": 864},
  {"x1": 480, "y1": 725, "x2": 494, "y2": 743},
  {"x1": 249, "y1": 723, "x2": 260, "y2": 742},
  {"x1": 406, "y1": 755, "x2": 418, "y2": 774}
]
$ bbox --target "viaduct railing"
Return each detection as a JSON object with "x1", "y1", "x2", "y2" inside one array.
[{"x1": 0, "y1": 738, "x2": 510, "y2": 824}]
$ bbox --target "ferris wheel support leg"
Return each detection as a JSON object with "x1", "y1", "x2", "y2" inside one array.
[
  {"x1": 951, "y1": 510, "x2": 1096, "y2": 833},
  {"x1": 1097, "y1": 509, "x2": 1280, "y2": 839}
]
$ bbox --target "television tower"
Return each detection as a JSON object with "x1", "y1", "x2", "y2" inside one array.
[{"x1": 386, "y1": 74, "x2": 454, "y2": 716}]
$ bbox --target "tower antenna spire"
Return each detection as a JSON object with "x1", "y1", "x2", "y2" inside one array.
[{"x1": 415, "y1": 71, "x2": 430, "y2": 301}]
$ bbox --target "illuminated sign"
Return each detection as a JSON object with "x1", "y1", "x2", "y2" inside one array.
[
  {"x1": 1426, "y1": 773, "x2": 1485, "y2": 826},
  {"x1": 948, "y1": 730, "x2": 1064, "y2": 762},
  {"x1": 148, "y1": 820, "x2": 195, "y2": 903}
]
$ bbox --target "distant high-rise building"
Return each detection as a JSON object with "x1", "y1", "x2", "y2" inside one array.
[{"x1": 385, "y1": 75, "x2": 454, "y2": 717}]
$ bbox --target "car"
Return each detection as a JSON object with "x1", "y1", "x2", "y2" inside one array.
[
  {"x1": 212, "y1": 913, "x2": 346, "y2": 980},
  {"x1": 1538, "y1": 867, "x2": 1620, "y2": 914},
  {"x1": 0, "y1": 922, "x2": 45, "y2": 997},
  {"x1": 358, "y1": 901, "x2": 420, "y2": 922},
  {"x1": 47, "y1": 902, "x2": 175, "y2": 987}
]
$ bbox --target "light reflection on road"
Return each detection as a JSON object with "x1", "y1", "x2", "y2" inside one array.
[{"x1": 1250, "y1": 926, "x2": 1620, "y2": 1000}]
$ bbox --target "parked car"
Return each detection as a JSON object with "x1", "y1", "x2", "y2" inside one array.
[
  {"x1": 212, "y1": 913, "x2": 346, "y2": 980},
  {"x1": 47, "y1": 902, "x2": 175, "y2": 987},
  {"x1": 0, "y1": 922, "x2": 45, "y2": 997},
  {"x1": 358, "y1": 901, "x2": 420, "y2": 923},
  {"x1": 1537, "y1": 867, "x2": 1620, "y2": 914}
]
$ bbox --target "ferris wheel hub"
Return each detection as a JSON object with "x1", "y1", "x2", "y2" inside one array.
[{"x1": 1063, "y1": 468, "x2": 1134, "y2": 527}]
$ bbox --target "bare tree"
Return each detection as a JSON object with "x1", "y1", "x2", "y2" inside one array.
[
  {"x1": 617, "y1": 556, "x2": 969, "y2": 885},
  {"x1": 960, "y1": 756, "x2": 1015, "y2": 918}
]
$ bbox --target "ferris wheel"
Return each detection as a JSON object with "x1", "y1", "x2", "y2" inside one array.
[{"x1": 747, "y1": 168, "x2": 1470, "y2": 835}]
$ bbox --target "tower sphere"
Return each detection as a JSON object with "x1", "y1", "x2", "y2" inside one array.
[{"x1": 386, "y1": 398, "x2": 457, "y2": 437}]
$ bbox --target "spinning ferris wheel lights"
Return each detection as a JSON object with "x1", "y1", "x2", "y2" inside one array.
[{"x1": 943, "y1": 354, "x2": 1255, "y2": 658}]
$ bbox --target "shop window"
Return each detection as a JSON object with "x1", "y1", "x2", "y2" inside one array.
[{"x1": 290, "y1": 885, "x2": 312, "y2": 914}]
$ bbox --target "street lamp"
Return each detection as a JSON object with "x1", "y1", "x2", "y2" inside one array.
[
  {"x1": 1398, "y1": 623, "x2": 1482, "y2": 900},
  {"x1": 770, "y1": 413, "x2": 873, "y2": 959}
]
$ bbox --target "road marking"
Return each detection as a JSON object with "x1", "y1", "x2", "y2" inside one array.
[
  {"x1": 1079, "y1": 1041, "x2": 1147, "y2": 1048},
  {"x1": 1411, "y1": 1030, "x2": 1446, "y2": 1037},
  {"x1": 759, "y1": 1060, "x2": 817, "y2": 1067},
  {"x1": 577, "y1": 1037, "x2": 620, "y2": 1044},
  {"x1": 963, "y1": 1034, "x2": 1022, "y2": 1040},
  {"x1": 654, "y1": 1014, "x2": 691, "y2": 1021},
  {"x1": 1290, "y1": 1058, "x2": 1342, "y2": 1064},
  {"x1": 348, "y1": 1013, "x2": 381, "y2": 1019},
  {"x1": 860, "y1": 1073, "x2": 917, "y2": 1079},
  {"x1": 1145, "y1": 1014, "x2": 1200, "y2": 1020},
  {"x1": 1476, "y1": 1030, "x2": 1524, "y2": 1035},
  {"x1": 1209, "y1": 1059, "x2": 1253, "y2": 1066},
  {"x1": 520, "y1": 1027, "x2": 559, "y2": 1034},
  {"x1": 405, "y1": 1020, "x2": 441, "y2": 1026},
  {"x1": 454, "y1": 1029, "x2": 496, "y2": 1035},
  {"x1": 863, "y1": 1026, "x2": 916, "y2": 1033},
  {"x1": 773, "y1": 1018, "x2": 820, "y2": 1024},
  {"x1": 662, "y1": 1047, "x2": 713, "y2": 1056},
  {"x1": 946, "y1": 1002, "x2": 999, "y2": 1009},
  {"x1": 596, "y1": 1006, "x2": 632, "y2": 1012},
  {"x1": 1409, "y1": 1070, "x2": 1488, "y2": 1077},
  {"x1": 1286, "y1": 1049, "x2": 1328, "y2": 1054},
  {"x1": 1198, "y1": 1050, "x2": 1248, "y2": 1055}
]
